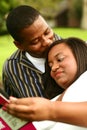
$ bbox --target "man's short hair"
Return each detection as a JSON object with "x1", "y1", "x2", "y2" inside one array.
[{"x1": 6, "y1": 5, "x2": 40, "y2": 41}]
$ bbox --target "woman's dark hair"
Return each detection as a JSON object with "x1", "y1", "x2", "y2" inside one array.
[
  {"x1": 6, "y1": 5, "x2": 40, "y2": 42},
  {"x1": 44, "y1": 37, "x2": 87, "y2": 99}
]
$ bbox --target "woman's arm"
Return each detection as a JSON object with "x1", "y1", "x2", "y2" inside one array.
[{"x1": 5, "y1": 97, "x2": 87, "y2": 127}]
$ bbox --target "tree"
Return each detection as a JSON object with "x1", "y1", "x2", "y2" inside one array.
[
  {"x1": 0, "y1": 0, "x2": 20, "y2": 35},
  {"x1": 81, "y1": 0, "x2": 87, "y2": 29},
  {"x1": 0, "y1": 0, "x2": 61, "y2": 34},
  {"x1": 68, "y1": 0, "x2": 82, "y2": 27}
]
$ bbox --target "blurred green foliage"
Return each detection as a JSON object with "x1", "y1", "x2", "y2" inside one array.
[
  {"x1": 0, "y1": 0, "x2": 83, "y2": 35},
  {"x1": 0, "y1": 0, "x2": 20, "y2": 34}
]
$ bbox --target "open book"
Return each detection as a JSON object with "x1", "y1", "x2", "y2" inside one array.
[{"x1": 0, "y1": 88, "x2": 36, "y2": 130}]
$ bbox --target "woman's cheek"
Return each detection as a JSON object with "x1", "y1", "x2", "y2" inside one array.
[{"x1": 50, "y1": 71, "x2": 55, "y2": 79}]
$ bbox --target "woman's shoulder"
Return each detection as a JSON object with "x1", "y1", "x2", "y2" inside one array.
[{"x1": 62, "y1": 71, "x2": 87, "y2": 102}]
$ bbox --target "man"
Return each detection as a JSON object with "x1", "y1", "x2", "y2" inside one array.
[{"x1": 2, "y1": 5, "x2": 62, "y2": 99}]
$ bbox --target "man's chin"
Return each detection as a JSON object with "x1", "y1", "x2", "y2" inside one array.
[{"x1": 28, "y1": 51, "x2": 47, "y2": 58}]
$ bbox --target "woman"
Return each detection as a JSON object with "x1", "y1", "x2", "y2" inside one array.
[{"x1": 4, "y1": 37, "x2": 87, "y2": 129}]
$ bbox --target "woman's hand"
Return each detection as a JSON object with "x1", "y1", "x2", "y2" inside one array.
[
  {"x1": 4, "y1": 97, "x2": 87, "y2": 127},
  {"x1": 5, "y1": 97, "x2": 53, "y2": 121}
]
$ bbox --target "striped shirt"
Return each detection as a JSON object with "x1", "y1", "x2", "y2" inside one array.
[{"x1": 2, "y1": 34, "x2": 61, "y2": 98}]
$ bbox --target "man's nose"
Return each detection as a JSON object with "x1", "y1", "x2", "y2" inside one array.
[{"x1": 41, "y1": 36, "x2": 52, "y2": 47}]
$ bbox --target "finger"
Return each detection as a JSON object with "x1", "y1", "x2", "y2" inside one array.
[
  {"x1": 9, "y1": 96, "x2": 17, "y2": 103},
  {"x1": 9, "y1": 97, "x2": 35, "y2": 105},
  {"x1": 9, "y1": 104, "x2": 31, "y2": 112},
  {"x1": 6, "y1": 105, "x2": 34, "y2": 121}
]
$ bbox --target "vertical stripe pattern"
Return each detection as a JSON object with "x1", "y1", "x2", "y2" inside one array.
[{"x1": 2, "y1": 34, "x2": 60, "y2": 98}]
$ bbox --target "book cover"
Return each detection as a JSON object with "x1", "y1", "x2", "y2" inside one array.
[{"x1": 0, "y1": 90, "x2": 36, "y2": 130}]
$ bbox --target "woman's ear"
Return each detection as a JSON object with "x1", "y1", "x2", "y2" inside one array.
[{"x1": 14, "y1": 41, "x2": 23, "y2": 50}]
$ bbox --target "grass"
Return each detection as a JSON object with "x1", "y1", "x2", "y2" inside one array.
[
  {"x1": 53, "y1": 27, "x2": 87, "y2": 40},
  {"x1": 0, "y1": 35, "x2": 17, "y2": 81},
  {"x1": 0, "y1": 27, "x2": 87, "y2": 82}
]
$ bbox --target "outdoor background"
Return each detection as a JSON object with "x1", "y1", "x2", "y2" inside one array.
[{"x1": 0, "y1": 0, "x2": 87, "y2": 86}]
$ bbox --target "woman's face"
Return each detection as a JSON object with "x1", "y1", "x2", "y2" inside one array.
[{"x1": 48, "y1": 43, "x2": 77, "y2": 89}]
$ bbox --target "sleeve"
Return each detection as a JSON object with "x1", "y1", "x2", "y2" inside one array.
[
  {"x1": 2, "y1": 60, "x2": 20, "y2": 98},
  {"x1": 62, "y1": 71, "x2": 87, "y2": 102}
]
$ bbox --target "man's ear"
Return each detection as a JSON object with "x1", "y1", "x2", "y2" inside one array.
[{"x1": 14, "y1": 41, "x2": 23, "y2": 50}]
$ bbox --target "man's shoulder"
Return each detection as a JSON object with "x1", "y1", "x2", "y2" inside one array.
[
  {"x1": 4, "y1": 50, "x2": 25, "y2": 65},
  {"x1": 54, "y1": 33, "x2": 61, "y2": 40},
  {"x1": 3, "y1": 50, "x2": 33, "y2": 69},
  {"x1": 8, "y1": 49, "x2": 21, "y2": 60}
]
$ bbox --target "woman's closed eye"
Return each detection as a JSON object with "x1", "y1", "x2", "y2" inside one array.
[{"x1": 57, "y1": 55, "x2": 65, "y2": 62}]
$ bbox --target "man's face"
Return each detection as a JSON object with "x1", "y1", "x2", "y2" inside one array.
[{"x1": 16, "y1": 16, "x2": 54, "y2": 58}]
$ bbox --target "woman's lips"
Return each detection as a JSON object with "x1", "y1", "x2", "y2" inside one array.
[{"x1": 54, "y1": 71, "x2": 63, "y2": 78}]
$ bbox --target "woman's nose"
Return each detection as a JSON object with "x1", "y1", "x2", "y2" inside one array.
[{"x1": 51, "y1": 63, "x2": 59, "y2": 72}]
